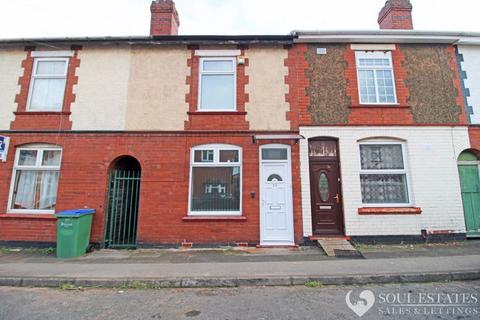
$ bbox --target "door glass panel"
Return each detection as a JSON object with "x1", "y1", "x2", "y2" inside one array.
[
  {"x1": 318, "y1": 172, "x2": 329, "y2": 202},
  {"x1": 309, "y1": 141, "x2": 337, "y2": 158},
  {"x1": 267, "y1": 174, "x2": 283, "y2": 182},
  {"x1": 262, "y1": 148, "x2": 288, "y2": 160}
]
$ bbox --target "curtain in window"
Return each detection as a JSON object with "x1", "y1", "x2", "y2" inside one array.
[
  {"x1": 360, "y1": 144, "x2": 404, "y2": 170},
  {"x1": 12, "y1": 170, "x2": 59, "y2": 210},
  {"x1": 12, "y1": 171, "x2": 36, "y2": 209},
  {"x1": 30, "y1": 78, "x2": 67, "y2": 110},
  {"x1": 360, "y1": 174, "x2": 408, "y2": 203}
]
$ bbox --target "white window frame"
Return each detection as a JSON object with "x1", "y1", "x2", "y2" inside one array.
[
  {"x1": 7, "y1": 145, "x2": 63, "y2": 214},
  {"x1": 355, "y1": 51, "x2": 398, "y2": 105},
  {"x1": 359, "y1": 141, "x2": 412, "y2": 207},
  {"x1": 26, "y1": 57, "x2": 69, "y2": 112},
  {"x1": 188, "y1": 144, "x2": 242, "y2": 216},
  {"x1": 198, "y1": 57, "x2": 237, "y2": 111}
]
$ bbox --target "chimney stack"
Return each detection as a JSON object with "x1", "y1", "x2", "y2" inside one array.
[
  {"x1": 378, "y1": 0, "x2": 413, "y2": 30},
  {"x1": 150, "y1": 0, "x2": 180, "y2": 36}
]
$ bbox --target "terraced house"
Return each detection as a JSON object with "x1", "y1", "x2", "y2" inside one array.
[{"x1": 0, "y1": 0, "x2": 478, "y2": 248}]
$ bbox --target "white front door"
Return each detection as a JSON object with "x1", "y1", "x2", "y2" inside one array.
[{"x1": 260, "y1": 145, "x2": 294, "y2": 246}]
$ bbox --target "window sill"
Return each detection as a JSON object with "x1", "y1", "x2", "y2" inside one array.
[
  {"x1": 350, "y1": 104, "x2": 409, "y2": 108},
  {"x1": 0, "y1": 213, "x2": 57, "y2": 220},
  {"x1": 182, "y1": 216, "x2": 247, "y2": 222},
  {"x1": 358, "y1": 207, "x2": 422, "y2": 215},
  {"x1": 14, "y1": 111, "x2": 71, "y2": 115},
  {"x1": 188, "y1": 111, "x2": 247, "y2": 116}
]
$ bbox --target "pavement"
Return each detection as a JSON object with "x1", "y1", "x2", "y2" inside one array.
[{"x1": 0, "y1": 241, "x2": 479, "y2": 288}]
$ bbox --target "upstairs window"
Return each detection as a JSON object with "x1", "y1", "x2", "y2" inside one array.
[
  {"x1": 198, "y1": 58, "x2": 236, "y2": 111},
  {"x1": 355, "y1": 51, "x2": 397, "y2": 104},
  {"x1": 189, "y1": 144, "x2": 241, "y2": 215},
  {"x1": 8, "y1": 146, "x2": 62, "y2": 213},
  {"x1": 28, "y1": 58, "x2": 68, "y2": 111},
  {"x1": 359, "y1": 142, "x2": 410, "y2": 205}
]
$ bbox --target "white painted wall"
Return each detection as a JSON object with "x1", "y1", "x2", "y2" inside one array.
[
  {"x1": 459, "y1": 45, "x2": 480, "y2": 124},
  {"x1": 299, "y1": 126, "x2": 470, "y2": 237},
  {"x1": 0, "y1": 49, "x2": 24, "y2": 130}
]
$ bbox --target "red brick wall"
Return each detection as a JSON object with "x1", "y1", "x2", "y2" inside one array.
[
  {"x1": 448, "y1": 45, "x2": 469, "y2": 125},
  {"x1": 378, "y1": 10, "x2": 413, "y2": 30},
  {"x1": 0, "y1": 133, "x2": 303, "y2": 245},
  {"x1": 285, "y1": 44, "x2": 311, "y2": 129},
  {"x1": 150, "y1": 0, "x2": 180, "y2": 36},
  {"x1": 469, "y1": 126, "x2": 480, "y2": 151},
  {"x1": 377, "y1": 0, "x2": 413, "y2": 30},
  {"x1": 11, "y1": 46, "x2": 81, "y2": 130}
]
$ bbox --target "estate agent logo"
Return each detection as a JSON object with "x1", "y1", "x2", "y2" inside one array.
[
  {"x1": 346, "y1": 290, "x2": 375, "y2": 317},
  {"x1": 345, "y1": 289, "x2": 479, "y2": 317},
  {"x1": 0, "y1": 136, "x2": 10, "y2": 162}
]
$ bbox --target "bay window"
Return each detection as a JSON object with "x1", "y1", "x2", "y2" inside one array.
[
  {"x1": 8, "y1": 146, "x2": 62, "y2": 213},
  {"x1": 189, "y1": 144, "x2": 241, "y2": 215}
]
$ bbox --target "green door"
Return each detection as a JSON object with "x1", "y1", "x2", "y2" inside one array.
[{"x1": 458, "y1": 164, "x2": 480, "y2": 237}]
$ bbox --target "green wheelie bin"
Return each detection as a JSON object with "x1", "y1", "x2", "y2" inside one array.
[{"x1": 55, "y1": 209, "x2": 95, "y2": 258}]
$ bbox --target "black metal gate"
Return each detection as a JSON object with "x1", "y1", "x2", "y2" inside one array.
[{"x1": 104, "y1": 169, "x2": 141, "y2": 248}]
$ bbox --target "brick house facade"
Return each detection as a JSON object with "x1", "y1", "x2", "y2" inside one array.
[{"x1": 0, "y1": 0, "x2": 478, "y2": 247}]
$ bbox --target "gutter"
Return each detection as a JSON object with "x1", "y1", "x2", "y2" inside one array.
[
  {"x1": 292, "y1": 30, "x2": 480, "y2": 45},
  {"x1": 0, "y1": 35, "x2": 294, "y2": 47}
]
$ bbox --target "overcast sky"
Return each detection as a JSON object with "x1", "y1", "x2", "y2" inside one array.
[{"x1": 0, "y1": 0, "x2": 479, "y2": 39}]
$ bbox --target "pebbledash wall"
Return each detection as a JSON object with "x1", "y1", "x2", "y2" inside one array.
[
  {"x1": 0, "y1": 42, "x2": 305, "y2": 246},
  {"x1": 299, "y1": 126, "x2": 470, "y2": 238}
]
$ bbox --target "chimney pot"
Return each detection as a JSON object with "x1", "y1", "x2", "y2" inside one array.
[
  {"x1": 378, "y1": 0, "x2": 413, "y2": 30},
  {"x1": 150, "y1": 0, "x2": 180, "y2": 36}
]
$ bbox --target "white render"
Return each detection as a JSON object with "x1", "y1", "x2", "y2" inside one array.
[
  {"x1": 299, "y1": 126, "x2": 470, "y2": 237},
  {"x1": 246, "y1": 46, "x2": 290, "y2": 130},
  {"x1": 71, "y1": 46, "x2": 131, "y2": 130},
  {"x1": 0, "y1": 48, "x2": 24, "y2": 130},
  {"x1": 458, "y1": 45, "x2": 480, "y2": 124}
]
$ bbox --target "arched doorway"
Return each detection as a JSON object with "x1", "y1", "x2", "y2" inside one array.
[
  {"x1": 458, "y1": 150, "x2": 480, "y2": 237},
  {"x1": 104, "y1": 156, "x2": 142, "y2": 248}
]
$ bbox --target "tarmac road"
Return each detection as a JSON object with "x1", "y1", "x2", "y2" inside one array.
[{"x1": 1, "y1": 281, "x2": 479, "y2": 320}]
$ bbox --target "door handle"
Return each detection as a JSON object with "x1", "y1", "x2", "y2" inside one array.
[{"x1": 334, "y1": 194, "x2": 340, "y2": 203}]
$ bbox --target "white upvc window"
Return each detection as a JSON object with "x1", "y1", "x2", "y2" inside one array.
[
  {"x1": 27, "y1": 58, "x2": 68, "y2": 111},
  {"x1": 8, "y1": 146, "x2": 62, "y2": 214},
  {"x1": 355, "y1": 51, "x2": 397, "y2": 104},
  {"x1": 189, "y1": 144, "x2": 242, "y2": 216},
  {"x1": 359, "y1": 141, "x2": 411, "y2": 206},
  {"x1": 198, "y1": 57, "x2": 236, "y2": 111}
]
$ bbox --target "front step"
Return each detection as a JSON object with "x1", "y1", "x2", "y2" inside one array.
[{"x1": 317, "y1": 238, "x2": 360, "y2": 257}]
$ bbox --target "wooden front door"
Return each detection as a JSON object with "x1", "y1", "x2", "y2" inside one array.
[
  {"x1": 458, "y1": 164, "x2": 480, "y2": 237},
  {"x1": 309, "y1": 139, "x2": 344, "y2": 236}
]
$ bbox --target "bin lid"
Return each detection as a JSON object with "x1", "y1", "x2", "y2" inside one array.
[{"x1": 55, "y1": 208, "x2": 95, "y2": 217}]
